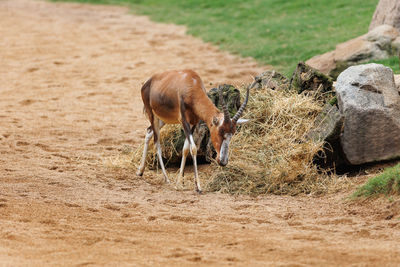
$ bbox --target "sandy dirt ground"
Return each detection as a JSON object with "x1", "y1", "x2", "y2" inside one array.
[{"x1": 1, "y1": 0, "x2": 400, "y2": 266}]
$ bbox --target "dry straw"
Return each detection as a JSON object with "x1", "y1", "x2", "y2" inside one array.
[{"x1": 116, "y1": 83, "x2": 340, "y2": 195}]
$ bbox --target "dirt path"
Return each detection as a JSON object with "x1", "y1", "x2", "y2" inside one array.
[{"x1": 0, "y1": 0, "x2": 399, "y2": 266}]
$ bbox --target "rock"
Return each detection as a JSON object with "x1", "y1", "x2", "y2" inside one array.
[
  {"x1": 252, "y1": 65, "x2": 335, "y2": 103},
  {"x1": 369, "y1": 0, "x2": 400, "y2": 32},
  {"x1": 365, "y1": 24, "x2": 400, "y2": 53},
  {"x1": 394, "y1": 74, "x2": 400, "y2": 93},
  {"x1": 306, "y1": 51, "x2": 336, "y2": 77},
  {"x1": 335, "y1": 63, "x2": 400, "y2": 165},
  {"x1": 337, "y1": 63, "x2": 399, "y2": 108},
  {"x1": 252, "y1": 70, "x2": 290, "y2": 91},
  {"x1": 334, "y1": 36, "x2": 383, "y2": 62},
  {"x1": 365, "y1": 24, "x2": 399, "y2": 43},
  {"x1": 391, "y1": 36, "x2": 400, "y2": 51},
  {"x1": 161, "y1": 84, "x2": 242, "y2": 165},
  {"x1": 307, "y1": 25, "x2": 399, "y2": 78},
  {"x1": 307, "y1": 103, "x2": 345, "y2": 168},
  {"x1": 307, "y1": 103, "x2": 343, "y2": 143},
  {"x1": 290, "y1": 62, "x2": 334, "y2": 101},
  {"x1": 306, "y1": 36, "x2": 373, "y2": 78}
]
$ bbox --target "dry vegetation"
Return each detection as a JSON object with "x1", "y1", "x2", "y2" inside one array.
[
  {"x1": 107, "y1": 83, "x2": 347, "y2": 195},
  {"x1": 207, "y1": 86, "x2": 327, "y2": 195}
]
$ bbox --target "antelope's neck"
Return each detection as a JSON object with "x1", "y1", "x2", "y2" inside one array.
[{"x1": 193, "y1": 93, "x2": 220, "y2": 127}]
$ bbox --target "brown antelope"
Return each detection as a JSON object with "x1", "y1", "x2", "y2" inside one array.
[{"x1": 137, "y1": 69, "x2": 253, "y2": 193}]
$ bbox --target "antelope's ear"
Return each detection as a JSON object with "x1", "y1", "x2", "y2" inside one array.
[
  {"x1": 212, "y1": 116, "x2": 219, "y2": 126},
  {"x1": 236, "y1": 118, "x2": 249, "y2": 125}
]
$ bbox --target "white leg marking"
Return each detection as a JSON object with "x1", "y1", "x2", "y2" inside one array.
[
  {"x1": 137, "y1": 129, "x2": 153, "y2": 176},
  {"x1": 189, "y1": 135, "x2": 201, "y2": 193},
  {"x1": 156, "y1": 141, "x2": 170, "y2": 183},
  {"x1": 176, "y1": 138, "x2": 190, "y2": 188},
  {"x1": 154, "y1": 118, "x2": 169, "y2": 183}
]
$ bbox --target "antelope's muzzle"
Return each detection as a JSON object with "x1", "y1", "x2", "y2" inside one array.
[{"x1": 218, "y1": 134, "x2": 231, "y2": 166}]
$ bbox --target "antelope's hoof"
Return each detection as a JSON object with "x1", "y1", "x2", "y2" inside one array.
[
  {"x1": 136, "y1": 171, "x2": 143, "y2": 177},
  {"x1": 196, "y1": 188, "x2": 203, "y2": 194}
]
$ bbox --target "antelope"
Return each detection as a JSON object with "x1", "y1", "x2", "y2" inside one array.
[{"x1": 136, "y1": 69, "x2": 253, "y2": 193}]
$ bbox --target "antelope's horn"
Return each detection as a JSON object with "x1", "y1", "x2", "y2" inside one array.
[
  {"x1": 219, "y1": 85, "x2": 231, "y2": 122},
  {"x1": 231, "y1": 80, "x2": 255, "y2": 123}
]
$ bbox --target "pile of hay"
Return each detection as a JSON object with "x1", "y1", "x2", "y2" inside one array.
[{"x1": 128, "y1": 83, "x2": 335, "y2": 195}]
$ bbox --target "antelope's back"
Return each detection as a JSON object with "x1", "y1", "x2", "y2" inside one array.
[{"x1": 145, "y1": 70, "x2": 205, "y2": 124}]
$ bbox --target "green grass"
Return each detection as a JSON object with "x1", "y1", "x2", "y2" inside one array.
[
  {"x1": 353, "y1": 164, "x2": 400, "y2": 198},
  {"x1": 51, "y1": 0, "x2": 379, "y2": 76},
  {"x1": 368, "y1": 56, "x2": 400, "y2": 74}
]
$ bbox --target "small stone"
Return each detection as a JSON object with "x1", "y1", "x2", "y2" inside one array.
[{"x1": 252, "y1": 70, "x2": 290, "y2": 91}]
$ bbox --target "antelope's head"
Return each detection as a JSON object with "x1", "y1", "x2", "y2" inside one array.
[{"x1": 209, "y1": 83, "x2": 253, "y2": 166}]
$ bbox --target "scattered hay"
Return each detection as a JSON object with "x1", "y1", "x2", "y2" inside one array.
[
  {"x1": 205, "y1": 86, "x2": 330, "y2": 195},
  {"x1": 118, "y1": 83, "x2": 343, "y2": 195}
]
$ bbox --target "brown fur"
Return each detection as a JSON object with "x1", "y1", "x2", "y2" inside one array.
[{"x1": 141, "y1": 69, "x2": 238, "y2": 164}]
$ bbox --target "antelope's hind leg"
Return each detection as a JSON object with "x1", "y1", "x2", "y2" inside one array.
[
  {"x1": 153, "y1": 118, "x2": 170, "y2": 183},
  {"x1": 137, "y1": 126, "x2": 153, "y2": 176}
]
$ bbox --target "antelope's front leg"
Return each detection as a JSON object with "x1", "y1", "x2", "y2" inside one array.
[
  {"x1": 189, "y1": 135, "x2": 201, "y2": 193},
  {"x1": 176, "y1": 138, "x2": 190, "y2": 189}
]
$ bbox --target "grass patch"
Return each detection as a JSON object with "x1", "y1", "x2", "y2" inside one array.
[
  {"x1": 51, "y1": 0, "x2": 378, "y2": 76},
  {"x1": 353, "y1": 164, "x2": 400, "y2": 198},
  {"x1": 367, "y1": 56, "x2": 400, "y2": 74}
]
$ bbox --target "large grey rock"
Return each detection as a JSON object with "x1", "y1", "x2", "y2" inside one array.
[
  {"x1": 369, "y1": 0, "x2": 400, "y2": 32},
  {"x1": 336, "y1": 63, "x2": 400, "y2": 165}
]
